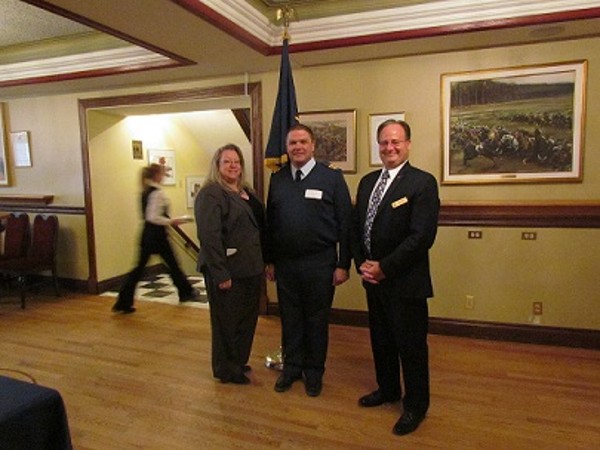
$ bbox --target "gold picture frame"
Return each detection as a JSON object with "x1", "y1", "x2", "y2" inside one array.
[
  {"x1": 132, "y1": 140, "x2": 143, "y2": 160},
  {"x1": 441, "y1": 60, "x2": 587, "y2": 184},
  {"x1": 298, "y1": 109, "x2": 357, "y2": 173},
  {"x1": 0, "y1": 103, "x2": 9, "y2": 185}
]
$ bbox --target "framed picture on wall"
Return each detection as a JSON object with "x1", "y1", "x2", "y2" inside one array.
[
  {"x1": 11, "y1": 131, "x2": 32, "y2": 167},
  {"x1": 298, "y1": 109, "x2": 357, "y2": 173},
  {"x1": 441, "y1": 60, "x2": 587, "y2": 184},
  {"x1": 0, "y1": 103, "x2": 9, "y2": 185},
  {"x1": 186, "y1": 176, "x2": 205, "y2": 209},
  {"x1": 148, "y1": 148, "x2": 176, "y2": 185},
  {"x1": 131, "y1": 140, "x2": 143, "y2": 160},
  {"x1": 369, "y1": 112, "x2": 406, "y2": 166}
]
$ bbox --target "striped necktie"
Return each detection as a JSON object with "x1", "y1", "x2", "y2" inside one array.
[
  {"x1": 295, "y1": 169, "x2": 302, "y2": 182},
  {"x1": 363, "y1": 170, "x2": 389, "y2": 256}
]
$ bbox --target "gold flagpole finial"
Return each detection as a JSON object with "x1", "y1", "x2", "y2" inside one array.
[{"x1": 276, "y1": 6, "x2": 295, "y2": 41}]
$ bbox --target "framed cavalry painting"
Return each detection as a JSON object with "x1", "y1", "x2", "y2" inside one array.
[{"x1": 441, "y1": 60, "x2": 587, "y2": 184}]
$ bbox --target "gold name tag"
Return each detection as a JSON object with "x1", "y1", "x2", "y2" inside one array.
[{"x1": 392, "y1": 197, "x2": 408, "y2": 208}]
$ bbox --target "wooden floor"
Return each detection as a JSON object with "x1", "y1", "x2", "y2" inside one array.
[{"x1": 1, "y1": 293, "x2": 599, "y2": 449}]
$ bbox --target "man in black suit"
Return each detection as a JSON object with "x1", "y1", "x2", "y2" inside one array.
[{"x1": 351, "y1": 119, "x2": 440, "y2": 436}]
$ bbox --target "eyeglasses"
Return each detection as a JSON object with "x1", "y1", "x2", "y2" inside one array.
[
  {"x1": 221, "y1": 159, "x2": 241, "y2": 165},
  {"x1": 378, "y1": 139, "x2": 409, "y2": 147}
]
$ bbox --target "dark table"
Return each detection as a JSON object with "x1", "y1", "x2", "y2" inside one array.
[{"x1": 0, "y1": 375, "x2": 72, "y2": 450}]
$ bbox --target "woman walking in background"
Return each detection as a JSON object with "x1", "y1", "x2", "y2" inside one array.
[
  {"x1": 112, "y1": 163, "x2": 199, "y2": 314},
  {"x1": 195, "y1": 144, "x2": 265, "y2": 384}
]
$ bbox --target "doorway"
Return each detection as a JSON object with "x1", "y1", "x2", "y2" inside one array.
[{"x1": 78, "y1": 83, "x2": 263, "y2": 304}]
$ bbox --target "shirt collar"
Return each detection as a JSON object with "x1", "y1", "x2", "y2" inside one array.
[
  {"x1": 384, "y1": 160, "x2": 408, "y2": 182},
  {"x1": 291, "y1": 158, "x2": 316, "y2": 178}
]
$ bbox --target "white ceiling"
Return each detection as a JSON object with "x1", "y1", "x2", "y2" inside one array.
[
  {"x1": 1, "y1": 0, "x2": 600, "y2": 98},
  {"x1": 0, "y1": 0, "x2": 90, "y2": 46}
]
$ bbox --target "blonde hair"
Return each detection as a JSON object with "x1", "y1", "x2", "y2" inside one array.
[{"x1": 204, "y1": 144, "x2": 252, "y2": 192}]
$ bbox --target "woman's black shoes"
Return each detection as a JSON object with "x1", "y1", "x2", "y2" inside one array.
[
  {"x1": 111, "y1": 304, "x2": 136, "y2": 314},
  {"x1": 219, "y1": 374, "x2": 250, "y2": 385}
]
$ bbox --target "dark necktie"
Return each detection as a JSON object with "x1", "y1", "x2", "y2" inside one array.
[
  {"x1": 295, "y1": 169, "x2": 302, "y2": 182},
  {"x1": 363, "y1": 170, "x2": 389, "y2": 255}
]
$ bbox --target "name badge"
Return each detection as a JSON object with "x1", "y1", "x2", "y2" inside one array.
[
  {"x1": 305, "y1": 189, "x2": 323, "y2": 200},
  {"x1": 392, "y1": 197, "x2": 408, "y2": 208}
]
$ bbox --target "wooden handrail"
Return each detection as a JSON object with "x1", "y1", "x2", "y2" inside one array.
[{"x1": 170, "y1": 223, "x2": 199, "y2": 255}]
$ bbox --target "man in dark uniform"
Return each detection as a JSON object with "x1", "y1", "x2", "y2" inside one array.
[
  {"x1": 351, "y1": 119, "x2": 440, "y2": 436},
  {"x1": 266, "y1": 124, "x2": 352, "y2": 397}
]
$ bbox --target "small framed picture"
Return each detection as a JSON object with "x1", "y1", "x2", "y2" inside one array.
[
  {"x1": 148, "y1": 148, "x2": 176, "y2": 185},
  {"x1": 369, "y1": 112, "x2": 406, "y2": 166},
  {"x1": 132, "y1": 140, "x2": 143, "y2": 160},
  {"x1": 186, "y1": 176, "x2": 205, "y2": 209},
  {"x1": 11, "y1": 131, "x2": 32, "y2": 167}
]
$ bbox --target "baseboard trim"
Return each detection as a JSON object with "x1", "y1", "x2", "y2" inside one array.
[
  {"x1": 94, "y1": 264, "x2": 167, "y2": 294},
  {"x1": 266, "y1": 303, "x2": 599, "y2": 349}
]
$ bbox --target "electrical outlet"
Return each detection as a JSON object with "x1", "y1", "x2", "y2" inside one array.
[
  {"x1": 533, "y1": 301, "x2": 543, "y2": 315},
  {"x1": 465, "y1": 295, "x2": 475, "y2": 310},
  {"x1": 468, "y1": 230, "x2": 482, "y2": 239},
  {"x1": 522, "y1": 232, "x2": 537, "y2": 240}
]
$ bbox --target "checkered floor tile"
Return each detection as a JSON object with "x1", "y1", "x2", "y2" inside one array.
[{"x1": 101, "y1": 273, "x2": 209, "y2": 309}]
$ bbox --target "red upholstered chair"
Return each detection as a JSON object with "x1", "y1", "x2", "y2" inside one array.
[
  {"x1": 0, "y1": 214, "x2": 59, "y2": 309},
  {"x1": 0, "y1": 213, "x2": 30, "y2": 260}
]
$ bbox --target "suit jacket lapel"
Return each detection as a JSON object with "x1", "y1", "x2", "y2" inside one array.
[
  {"x1": 375, "y1": 163, "x2": 411, "y2": 215},
  {"x1": 363, "y1": 170, "x2": 381, "y2": 212},
  {"x1": 229, "y1": 191, "x2": 259, "y2": 228}
]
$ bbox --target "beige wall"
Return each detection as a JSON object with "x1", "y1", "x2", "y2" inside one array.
[
  {"x1": 3, "y1": 95, "x2": 88, "y2": 280},
  {"x1": 262, "y1": 37, "x2": 600, "y2": 330},
  {"x1": 1, "y1": 38, "x2": 598, "y2": 329},
  {"x1": 4, "y1": 94, "x2": 84, "y2": 204},
  {"x1": 88, "y1": 109, "x2": 250, "y2": 281}
]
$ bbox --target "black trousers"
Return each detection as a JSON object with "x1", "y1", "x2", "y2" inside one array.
[
  {"x1": 365, "y1": 284, "x2": 430, "y2": 415},
  {"x1": 275, "y1": 250, "x2": 336, "y2": 379},
  {"x1": 117, "y1": 237, "x2": 193, "y2": 308},
  {"x1": 203, "y1": 270, "x2": 261, "y2": 380}
]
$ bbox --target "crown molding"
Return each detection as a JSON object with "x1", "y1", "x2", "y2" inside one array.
[
  {"x1": 0, "y1": 46, "x2": 173, "y2": 83},
  {"x1": 199, "y1": 0, "x2": 600, "y2": 45}
]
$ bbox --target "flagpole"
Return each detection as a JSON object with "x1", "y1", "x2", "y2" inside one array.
[
  {"x1": 264, "y1": 6, "x2": 298, "y2": 371},
  {"x1": 264, "y1": 6, "x2": 298, "y2": 173}
]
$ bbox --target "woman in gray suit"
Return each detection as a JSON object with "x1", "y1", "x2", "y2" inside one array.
[{"x1": 194, "y1": 144, "x2": 265, "y2": 385}]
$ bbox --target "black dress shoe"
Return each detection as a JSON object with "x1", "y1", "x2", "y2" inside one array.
[
  {"x1": 220, "y1": 374, "x2": 250, "y2": 385},
  {"x1": 111, "y1": 304, "x2": 136, "y2": 314},
  {"x1": 180, "y1": 288, "x2": 202, "y2": 302},
  {"x1": 358, "y1": 390, "x2": 401, "y2": 407},
  {"x1": 274, "y1": 373, "x2": 301, "y2": 392},
  {"x1": 392, "y1": 411, "x2": 425, "y2": 436},
  {"x1": 305, "y1": 377, "x2": 322, "y2": 397}
]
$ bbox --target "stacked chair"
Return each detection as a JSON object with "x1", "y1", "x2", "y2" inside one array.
[
  {"x1": 0, "y1": 214, "x2": 60, "y2": 309},
  {"x1": 0, "y1": 213, "x2": 31, "y2": 262}
]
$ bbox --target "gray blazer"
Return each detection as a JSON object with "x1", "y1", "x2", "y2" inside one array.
[{"x1": 194, "y1": 182, "x2": 264, "y2": 284}]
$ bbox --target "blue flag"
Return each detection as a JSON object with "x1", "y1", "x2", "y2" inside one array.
[{"x1": 265, "y1": 38, "x2": 298, "y2": 171}]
